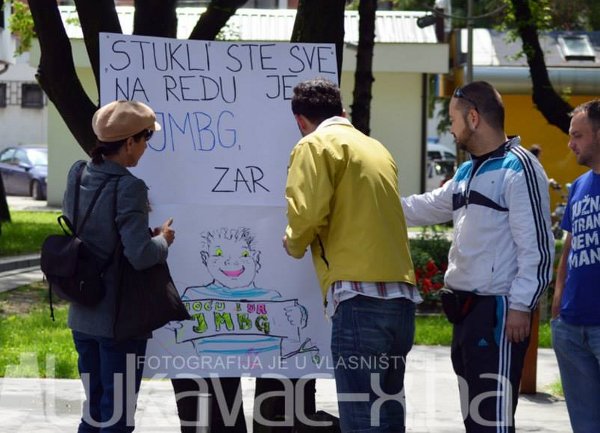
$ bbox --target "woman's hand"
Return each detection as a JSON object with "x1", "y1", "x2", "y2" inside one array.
[{"x1": 159, "y1": 217, "x2": 175, "y2": 246}]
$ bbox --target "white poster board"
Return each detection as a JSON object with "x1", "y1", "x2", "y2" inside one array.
[{"x1": 99, "y1": 33, "x2": 338, "y2": 378}]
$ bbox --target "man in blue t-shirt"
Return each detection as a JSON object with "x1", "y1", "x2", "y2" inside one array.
[{"x1": 552, "y1": 99, "x2": 600, "y2": 433}]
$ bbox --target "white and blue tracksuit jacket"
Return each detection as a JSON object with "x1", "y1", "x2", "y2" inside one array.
[{"x1": 402, "y1": 137, "x2": 554, "y2": 312}]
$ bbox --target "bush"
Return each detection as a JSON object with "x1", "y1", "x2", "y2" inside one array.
[
  {"x1": 410, "y1": 226, "x2": 450, "y2": 305},
  {"x1": 409, "y1": 227, "x2": 564, "y2": 324}
]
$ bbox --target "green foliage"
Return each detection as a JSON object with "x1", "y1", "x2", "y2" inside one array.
[
  {"x1": 6, "y1": 1, "x2": 35, "y2": 56},
  {"x1": 539, "y1": 239, "x2": 564, "y2": 319},
  {"x1": 501, "y1": 0, "x2": 552, "y2": 32},
  {"x1": 346, "y1": 0, "x2": 426, "y2": 11},
  {"x1": 0, "y1": 211, "x2": 62, "y2": 256},
  {"x1": 215, "y1": 21, "x2": 241, "y2": 41},
  {"x1": 538, "y1": 320, "x2": 551, "y2": 348},
  {"x1": 435, "y1": 97, "x2": 451, "y2": 136}
]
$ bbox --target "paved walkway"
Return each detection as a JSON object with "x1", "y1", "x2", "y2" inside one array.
[
  {"x1": 5, "y1": 195, "x2": 60, "y2": 212},
  {"x1": 0, "y1": 346, "x2": 569, "y2": 433}
]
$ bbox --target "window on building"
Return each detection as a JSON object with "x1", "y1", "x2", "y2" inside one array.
[
  {"x1": 21, "y1": 83, "x2": 44, "y2": 108},
  {"x1": 558, "y1": 35, "x2": 596, "y2": 61},
  {"x1": 0, "y1": 83, "x2": 6, "y2": 108}
]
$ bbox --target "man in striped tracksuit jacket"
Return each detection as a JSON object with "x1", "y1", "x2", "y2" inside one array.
[{"x1": 402, "y1": 81, "x2": 554, "y2": 433}]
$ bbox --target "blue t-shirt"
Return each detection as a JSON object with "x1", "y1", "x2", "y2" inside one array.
[
  {"x1": 560, "y1": 171, "x2": 600, "y2": 325},
  {"x1": 181, "y1": 283, "x2": 282, "y2": 354}
]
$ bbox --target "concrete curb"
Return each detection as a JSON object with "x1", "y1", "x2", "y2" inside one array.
[{"x1": 0, "y1": 254, "x2": 40, "y2": 273}]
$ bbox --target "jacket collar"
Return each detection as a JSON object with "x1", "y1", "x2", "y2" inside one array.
[
  {"x1": 504, "y1": 136, "x2": 521, "y2": 152},
  {"x1": 316, "y1": 116, "x2": 353, "y2": 131},
  {"x1": 87, "y1": 159, "x2": 132, "y2": 177},
  {"x1": 473, "y1": 136, "x2": 522, "y2": 161}
]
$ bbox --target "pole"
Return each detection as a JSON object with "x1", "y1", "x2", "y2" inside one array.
[{"x1": 466, "y1": 0, "x2": 473, "y2": 83}]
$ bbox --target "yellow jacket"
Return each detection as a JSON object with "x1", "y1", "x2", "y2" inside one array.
[{"x1": 285, "y1": 117, "x2": 415, "y2": 298}]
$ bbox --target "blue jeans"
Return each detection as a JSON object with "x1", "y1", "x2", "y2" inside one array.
[
  {"x1": 72, "y1": 331, "x2": 148, "y2": 433},
  {"x1": 331, "y1": 295, "x2": 416, "y2": 433},
  {"x1": 552, "y1": 317, "x2": 600, "y2": 433}
]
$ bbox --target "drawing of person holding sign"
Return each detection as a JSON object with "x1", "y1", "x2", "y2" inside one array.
[{"x1": 170, "y1": 227, "x2": 317, "y2": 432}]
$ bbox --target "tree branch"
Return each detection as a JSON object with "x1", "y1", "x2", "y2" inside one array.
[
  {"x1": 29, "y1": 0, "x2": 97, "y2": 154},
  {"x1": 350, "y1": 0, "x2": 376, "y2": 135},
  {"x1": 189, "y1": 0, "x2": 248, "y2": 41},
  {"x1": 73, "y1": 0, "x2": 121, "y2": 101},
  {"x1": 511, "y1": 0, "x2": 572, "y2": 134}
]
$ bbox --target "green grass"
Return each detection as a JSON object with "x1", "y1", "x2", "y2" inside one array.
[
  {"x1": 0, "y1": 284, "x2": 554, "y2": 379},
  {"x1": 0, "y1": 305, "x2": 78, "y2": 379},
  {"x1": 547, "y1": 380, "x2": 564, "y2": 397},
  {"x1": 0, "y1": 210, "x2": 62, "y2": 256},
  {"x1": 0, "y1": 284, "x2": 77, "y2": 379},
  {"x1": 415, "y1": 315, "x2": 454, "y2": 345},
  {"x1": 416, "y1": 314, "x2": 553, "y2": 348}
]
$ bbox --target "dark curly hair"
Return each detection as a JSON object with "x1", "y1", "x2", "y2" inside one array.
[{"x1": 291, "y1": 78, "x2": 343, "y2": 124}]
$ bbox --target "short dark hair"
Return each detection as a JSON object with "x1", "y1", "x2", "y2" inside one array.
[
  {"x1": 571, "y1": 99, "x2": 600, "y2": 133},
  {"x1": 291, "y1": 78, "x2": 344, "y2": 124},
  {"x1": 453, "y1": 81, "x2": 505, "y2": 130},
  {"x1": 90, "y1": 129, "x2": 146, "y2": 164}
]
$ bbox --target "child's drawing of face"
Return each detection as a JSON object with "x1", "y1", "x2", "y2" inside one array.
[{"x1": 206, "y1": 236, "x2": 258, "y2": 289}]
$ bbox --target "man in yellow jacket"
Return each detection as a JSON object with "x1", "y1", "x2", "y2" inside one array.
[{"x1": 283, "y1": 78, "x2": 420, "y2": 433}]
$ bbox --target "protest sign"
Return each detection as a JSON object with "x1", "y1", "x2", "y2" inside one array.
[{"x1": 99, "y1": 33, "x2": 337, "y2": 377}]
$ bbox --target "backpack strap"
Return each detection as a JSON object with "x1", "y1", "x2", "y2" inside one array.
[
  {"x1": 72, "y1": 161, "x2": 86, "y2": 230},
  {"x1": 75, "y1": 173, "x2": 113, "y2": 235},
  {"x1": 106, "y1": 175, "x2": 123, "y2": 269}
]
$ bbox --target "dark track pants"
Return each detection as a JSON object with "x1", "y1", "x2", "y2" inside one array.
[{"x1": 450, "y1": 295, "x2": 529, "y2": 433}]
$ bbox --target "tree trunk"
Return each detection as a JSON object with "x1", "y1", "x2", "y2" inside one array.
[
  {"x1": 350, "y1": 0, "x2": 376, "y2": 135},
  {"x1": 511, "y1": 0, "x2": 572, "y2": 134},
  {"x1": 0, "y1": 174, "x2": 9, "y2": 230},
  {"x1": 189, "y1": 0, "x2": 248, "y2": 40},
  {"x1": 29, "y1": 0, "x2": 98, "y2": 154},
  {"x1": 29, "y1": 1, "x2": 242, "y2": 152},
  {"x1": 291, "y1": 0, "x2": 346, "y2": 81},
  {"x1": 73, "y1": 0, "x2": 122, "y2": 104},
  {"x1": 133, "y1": 0, "x2": 178, "y2": 39}
]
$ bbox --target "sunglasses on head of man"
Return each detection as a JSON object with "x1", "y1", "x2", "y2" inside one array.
[{"x1": 453, "y1": 87, "x2": 479, "y2": 112}]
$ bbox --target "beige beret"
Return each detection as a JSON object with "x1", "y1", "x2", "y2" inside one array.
[{"x1": 92, "y1": 100, "x2": 161, "y2": 142}]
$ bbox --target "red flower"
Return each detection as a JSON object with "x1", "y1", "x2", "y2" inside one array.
[
  {"x1": 425, "y1": 259, "x2": 439, "y2": 276},
  {"x1": 421, "y1": 278, "x2": 433, "y2": 294},
  {"x1": 415, "y1": 268, "x2": 423, "y2": 280}
]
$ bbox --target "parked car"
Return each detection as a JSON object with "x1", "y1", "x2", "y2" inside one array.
[
  {"x1": 0, "y1": 145, "x2": 48, "y2": 200},
  {"x1": 426, "y1": 159, "x2": 456, "y2": 191},
  {"x1": 427, "y1": 142, "x2": 457, "y2": 161}
]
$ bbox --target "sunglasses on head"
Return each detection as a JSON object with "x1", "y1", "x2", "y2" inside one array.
[{"x1": 453, "y1": 87, "x2": 479, "y2": 112}]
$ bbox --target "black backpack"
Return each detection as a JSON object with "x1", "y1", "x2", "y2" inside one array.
[{"x1": 41, "y1": 162, "x2": 112, "y2": 319}]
